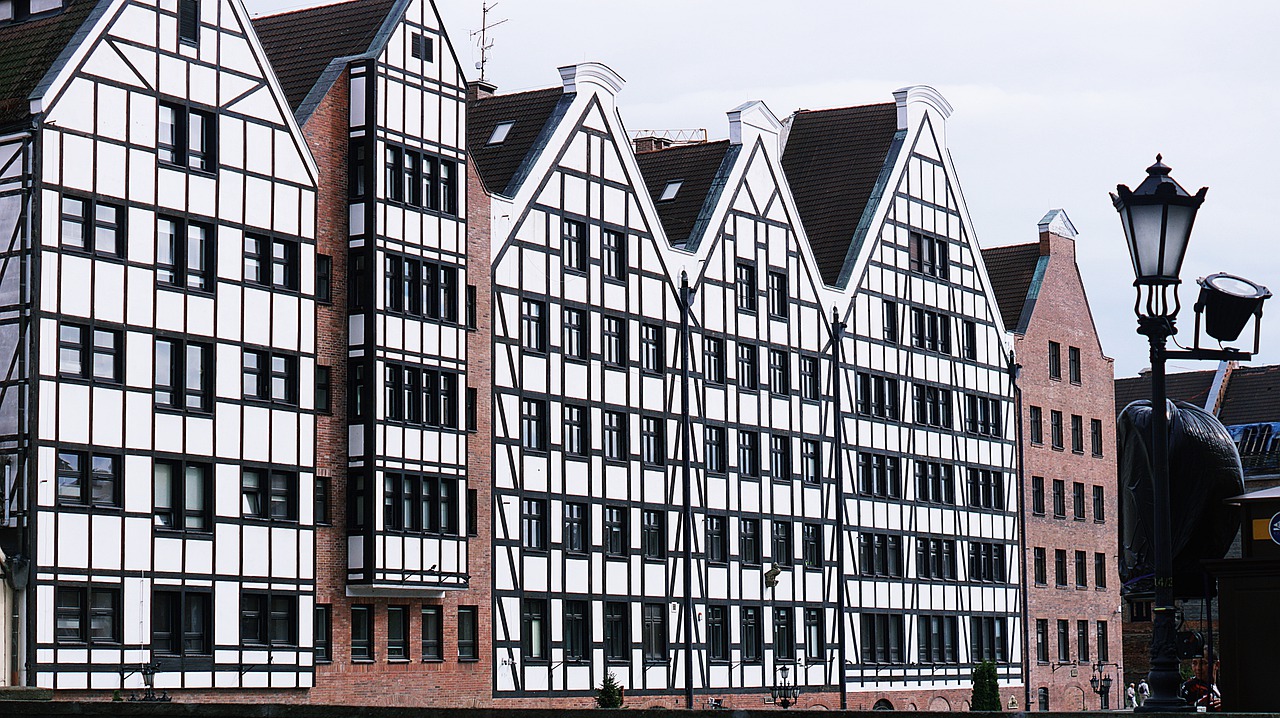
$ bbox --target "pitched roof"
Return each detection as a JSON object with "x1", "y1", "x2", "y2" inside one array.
[
  {"x1": 467, "y1": 87, "x2": 566, "y2": 197},
  {"x1": 1219, "y1": 364, "x2": 1280, "y2": 426},
  {"x1": 0, "y1": 0, "x2": 100, "y2": 129},
  {"x1": 981, "y1": 242, "x2": 1042, "y2": 333},
  {"x1": 252, "y1": 0, "x2": 398, "y2": 113},
  {"x1": 1115, "y1": 369, "x2": 1217, "y2": 417},
  {"x1": 635, "y1": 140, "x2": 734, "y2": 247},
  {"x1": 781, "y1": 102, "x2": 898, "y2": 287}
]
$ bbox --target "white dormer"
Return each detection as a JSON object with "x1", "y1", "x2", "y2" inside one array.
[
  {"x1": 727, "y1": 100, "x2": 782, "y2": 150},
  {"x1": 893, "y1": 84, "x2": 953, "y2": 146},
  {"x1": 558, "y1": 62, "x2": 625, "y2": 97}
]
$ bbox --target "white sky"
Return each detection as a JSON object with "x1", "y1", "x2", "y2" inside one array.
[{"x1": 246, "y1": 0, "x2": 1280, "y2": 380}]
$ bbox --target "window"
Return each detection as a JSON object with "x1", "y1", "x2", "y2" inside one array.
[
  {"x1": 58, "y1": 323, "x2": 121, "y2": 383},
  {"x1": 803, "y1": 524, "x2": 823, "y2": 569},
  {"x1": 705, "y1": 426, "x2": 726, "y2": 473},
  {"x1": 315, "y1": 365, "x2": 332, "y2": 414},
  {"x1": 916, "y1": 537, "x2": 957, "y2": 580},
  {"x1": 154, "y1": 460, "x2": 210, "y2": 532},
  {"x1": 883, "y1": 300, "x2": 899, "y2": 343},
  {"x1": 348, "y1": 141, "x2": 368, "y2": 198},
  {"x1": 772, "y1": 521, "x2": 792, "y2": 566},
  {"x1": 351, "y1": 605, "x2": 373, "y2": 660},
  {"x1": 1075, "y1": 550, "x2": 1088, "y2": 588},
  {"x1": 177, "y1": 0, "x2": 199, "y2": 44},
  {"x1": 704, "y1": 337, "x2": 725, "y2": 383},
  {"x1": 1052, "y1": 479, "x2": 1066, "y2": 518},
  {"x1": 658, "y1": 180, "x2": 682, "y2": 201},
  {"x1": 522, "y1": 599, "x2": 549, "y2": 661},
  {"x1": 707, "y1": 606, "x2": 728, "y2": 661},
  {"x1": 241, "y1": 593, "x2": 296, "y2": 647},
  {"x1": 770, "y1": 435, "x2": 791, "y2": 481},
  {"x1": 564, "y1": 405, "x2": 588, "y2": 458},
  {"x1": 1097, "y1": 621, "x2": 1109, "y2": 662},
  {"x1": 314, "y1": 605, "x2": 331, "y2": 663},
  {"x1": 967, "y1": 469, "x2": 1005, "y2": 511},
  {"x1": 804, "y1": 608, "x2": 824, "y2": 662},
  {"x1": 242, "y1": 350, "x2": 297, "y2": 405},
  {"x1": 1029, "y1": 405, "x2": 1043, "y2": 445},
  {"x1": 381, "y1": 144, "x2": 458, "y2": 215},
  {"x1": 1093, "y1": 485, "x2": 1105, "y2": 522},
  {"x1": 857, "y1": 453, "x2": 901, "y2": 499},
  {"x1": 1035, "y1": 618, "x2": 1048, "y2": 663},
  {"x1": 605, "y1": 602, "x2": 628, "y2": 662},
  {"x1": 315, "y1": 254, "x2": 332, "y2": 304},
  {"x1": 55, "y1": 450, "x2": 120, "y2": 507},
  {"x1": 1073, "y1": 481, "x2": 1086, "y2": 520},
  {"x1": 603, "y1": 410, "x2": 627, "y2": 461},
  {"x1": 466, "y1": 285, "x2": 477, "y2": 329},
  {"x1": 767, "y1": 270, "x2": 788, "y2": 318},
  {"x1": 741, "y1": 606, "x2": 762, "y2": 662},
  {"x1": 60, "y1": 196, "x2": 124, "y2": 257},
  {"x1": 768, "y1": 349, "x2": 789, "y2": 395},
  {"x1": 773, "y1": 607, "x2": 795, "y2": 661},
  {"x1": 1131, "y1": 600, "x2": 1152, "y2": 622},
  {"x1": 859, "y1": 533, "x2": 903, "y2": 578},
  {"x1": 910, "y1": 307, "x2": 952, "y2": 353},
  {"x1": 1055, "y1": 549, "x2": 1068, "y2": 587},
  {"x1": 155, "y1": 338, "x2": 211, "y2": 412},
  {"x1": 562, "y1": 218, "x2": 586, "y2": 272},
  {"x1": 604, "y1": 506, "x2": 627, "y2": 557},
  {"x1": 970, "y1": 616, "x2": 1007, "y2": 662},
  {"x1": 1068, "y1": 345, "x2": 1081, "y2": 383},
  {"x1": 387, "y1": 606, "x2": 409, "y2": 660},
  {"x1": 421, "y1": 605, "x2": 442, "y2": 660},
  {"x1": 1091, "y1": 418, "x2": 1104, "y2": 456},
  {"x1": 912, "y1": 384, "x2": 952, "y2": 428},
  {"x1": 918, "y1": 615, "x2": 959, "y2": 664},
  {"x1": 861, "y1": 613, "x2": 905, "y2": 664},
  {"x1": 736, "y1": 343, "x2": 758, "y2": 390},
  {"x1": 706, "y1": 515, "x2": 727, "y2": 563},
  {"x1": 915, "y1": 461, "x2": 954, "y2": 505},
  {"x1": 964, "y1": 394, "x2": 1003, "y2": 437},
  {"x1": 857, "y1": 372, "x2": 899, "y2": 419},
  {"x1": 1095, "y1": 552, "x2": 1108, "y2": 589},
  {"x1": 908, "y1": 232, "x2": 949, "y2": 279},
  {"x1": 486, "y1": 120, "x2": 514, "y2": 145},
  {"x1": 962, "y1": 320, "x2": 978, "y2": 360},
  {"x1": 1032, "y1": 476, "x2": 1045, "y2": 515},
  {"x1": 799, "y1": 356, "x2": 819, "y2": 400},
  {"x1": 466, "y1": 387, "x2": 478, "y2": 432},
  {"x1": 563, "y1": 308, "x2": 587, "y2": 360},
  {"x1": 245, "y1": 235, "x2": 298, "y2": 290},
  {"x1": 1077, "y1": 619, "x2": 1090, "y2": 661},
  {"x1": 740, "y1": 517, "x2": 761, "y2": 564},
  {"x1": 564, "y1": 600, "x2": 589, "y2": 662},
  {"x1": 158, "y1": 103, "x2": 216, "y2": 171},
  {"x1": 602, "y1": 316, "x2": 627, "y2": 366},
  {"x1": 738, "y1": 430, "x2": 759, "y2": 478},
  {"x1": 55, "y1": 586, "x2": 120, "y2": 645},
  {"x1": 801, "y1": 439, "x2": 820, "y2": 484},
  {"x1": 241, "y1": 468, "x2": 297, "y2": 521},
  {"x1": 381, "y1": 256, "x2": 458, "y2": 321},
  {"x1": 641, "y1": 416, "x2": 666, "y2": 466},
  {"x1": 564, "y1": 502, "x2": 587, "y2": 554},
  {"x1": 1033, "y1": 547, "x2": 1046, "y2": 585},
  {"x1": 521, "y1": 399, "x2": 547, "y2": 452},
  {"x1": 642, "y1": 603, "x2": 666, "y2": 664},
  {"x1": 641, "y1": 324, "x2": 664, "y2": 373},
  {"x1": 1048, "y1": 341, "x2": 1062, "y2": 380},
  {"x1": 521, "y1": 299, "x2": 547, "y2": 352},
  {"x1": 603, "y1": 229, "x2": 626, "y2": 280},
  {"x1": 642, "y1": 509, "x2": 665, "y2": 560},
  {"x1": 467, "y1": 489, "x2": 478, "y2": 537},
  {"x1": 1057, "y1": 619, "x2": 1070, "y2": 662},
  {"x1": 1071, "y1": 414, "x2": 1084, "y2": 453},
  {"x1": 735, "y1": 262, "x2": 756, "y2": 311},
  {"x1": 968, "y1": 542, "x2": 1007, "y2": 583},
  {"x1": 381, "y1": 364, "x2": 459, "y2": 427},
  {"x1": 521, "y1": 498, "x2": 548, "y2": 551},
  {"x1": 410, "y1": 32, "x2": 433, "y2": 60}
]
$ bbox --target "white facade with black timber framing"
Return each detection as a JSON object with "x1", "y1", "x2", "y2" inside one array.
[
  {"x1": 0, "y1": 0, "x2": 319, "y2": 691},
  {"x1": 477, "y1": 67, "x2": 1020, "y2": 704}
]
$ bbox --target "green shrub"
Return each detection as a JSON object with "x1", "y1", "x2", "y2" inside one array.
[
  {"x1": 596, "y1": 670, "x2": 624, "y2": 709},
  {"x1": 971, "y1": 660, "x2": 1001, "y2": 711}
]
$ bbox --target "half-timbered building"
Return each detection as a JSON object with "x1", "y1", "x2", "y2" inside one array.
[{"x1": 0, "y1": 0, "x2": 319, "y2": 693}]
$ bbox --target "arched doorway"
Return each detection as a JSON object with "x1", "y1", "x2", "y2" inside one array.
[{"x1": 873, "y1": 699, "x2": 894, "y2": 711}]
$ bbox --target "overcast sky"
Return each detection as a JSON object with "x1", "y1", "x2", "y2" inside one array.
[{"x1": 247, "y1": 0, "x2": 1280, "y2": 380}]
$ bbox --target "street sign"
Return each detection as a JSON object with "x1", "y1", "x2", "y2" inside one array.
[{"x1": 1270, "y1": 512, "x2": 1280, "y2": 546}]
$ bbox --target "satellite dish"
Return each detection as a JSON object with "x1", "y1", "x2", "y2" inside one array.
[{"x1": 475, "y1": 62, "x2": 483, "y2": 70}]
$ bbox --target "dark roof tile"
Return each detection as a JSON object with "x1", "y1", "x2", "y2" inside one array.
[
  {"x1": 981, "y1": 242, "x2": 1042, "y2": 333},
  {"x1": 0, "y1": 0, "x2": 99, "y2": 128},
  {"x1": 1115, "y1": 369, "x2": 1218, "y2": 418},
  {"x1": 635, "y1": 140, "x2": 733, "y2": 246},
  {"x1": 467, "y1": 87, "x2": 565, "y2": 196},
  {"x1": 1219, "y1": 364, "x2": 1280, "y2": 426},
  {"x1": 781, "y1": 103, "x2": 898, "y2": 286}
]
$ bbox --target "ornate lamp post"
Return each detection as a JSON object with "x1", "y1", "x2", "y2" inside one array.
[
  {"x1": 1111, "y1": 156, "x2": 1269, "y2": 713},
  {"x1": 1090, "y1": 660, "x2": 1115, "y2": 710},
  {"x1": 770, "y1": 664, "x2": 800, "y2": 709}
]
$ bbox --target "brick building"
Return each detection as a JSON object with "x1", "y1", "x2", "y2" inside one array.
[{"x1": 984, "y1": 210, "x2": 1122, "y2": 711}]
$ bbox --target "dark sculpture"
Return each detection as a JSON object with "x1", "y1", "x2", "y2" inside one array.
[{"x1": 1118, "y1": 400, "x2": 1244, "y2": 599}]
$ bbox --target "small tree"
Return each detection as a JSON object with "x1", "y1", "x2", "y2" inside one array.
[
  {"x1": 596, "y1": 670, "x2": 624, "y2": 709},
  {"x1": 971, "y1": 660, "x2": 1001, "y2": 711}
]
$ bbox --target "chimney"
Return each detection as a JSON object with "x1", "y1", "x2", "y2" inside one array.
[
  {"x1": 634, "y1": 136, "x2": 673, "y2": 154},
  {"x1": 468, "y1": 80, "x2": 497, "y2": 103},
  {"x1": 1037, "y1": 208, "x2": 1078, "y2": 257}
]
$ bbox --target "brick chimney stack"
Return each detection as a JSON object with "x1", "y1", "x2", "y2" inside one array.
[
  {"x1": 468, "y1": 80, "x2": 497, "y2": 102},
  {"x1": 633, "y1": 136, "x2": 672, "y2": 153}
]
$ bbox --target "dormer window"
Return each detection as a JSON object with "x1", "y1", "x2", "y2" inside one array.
[
  {"x1": 488, "y1": 122, "x2": 514, "y2": 145},
  {"x1": 659, "y1": 180, "x2": 683, "y2": 202}
]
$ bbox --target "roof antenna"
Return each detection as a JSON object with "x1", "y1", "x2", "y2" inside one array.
[{"x1": 471, "y1": 2, "x2": 508, "y2": 83}]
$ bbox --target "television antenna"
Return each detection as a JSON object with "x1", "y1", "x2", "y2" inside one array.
[{"x1": 471, "y1": 2, "x2": 508, "y2": 82}]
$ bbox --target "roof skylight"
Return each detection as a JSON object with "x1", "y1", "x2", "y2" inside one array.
[
  {"x1": 488, "y1": 121, "x2": 515, "y2": 145},
  {"x1": 659, "y1": 180, "x2": 683, "y2": 202}
]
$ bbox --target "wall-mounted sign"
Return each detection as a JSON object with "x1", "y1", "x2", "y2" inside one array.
[{"x1": 1270, "y1": 511, "x2": 1280, "y2": 546}]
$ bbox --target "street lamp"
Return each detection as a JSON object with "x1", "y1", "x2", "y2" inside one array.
[
  {"x1": 1090, "y1": 661, "x2": 1115, "y2": 710},
  {"x1": 1111, "y1": 156, "x2": 1268, "y2": 713},
  {"x1": 770, "y1": 664, "x2": 800, "y2": 709}
]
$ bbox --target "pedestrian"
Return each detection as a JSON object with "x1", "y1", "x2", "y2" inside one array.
[
  {"x1": 1126, "y1": 683, "x2": 1137, "y2": 709},
  {"x1": 1138, "y1": 679, "x2": 1150, "y2": 707}
]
